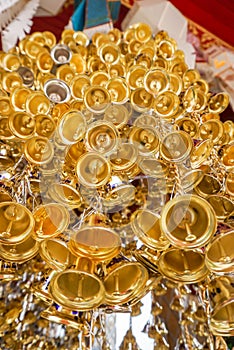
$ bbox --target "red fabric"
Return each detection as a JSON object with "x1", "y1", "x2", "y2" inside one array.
[{"x1": 170, "y1": 0, "x2": 234, "y2": 48}]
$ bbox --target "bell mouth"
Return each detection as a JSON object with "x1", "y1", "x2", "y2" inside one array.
[
  {"x1": 210, "y1": 300, "x2": 234, "y2": 336},
  {"x1": 50, "y1": 44, "x2": 72, "y2": 64},
  {"x1": 44, "y1": 79, "x2": 71, "y2": 104}
]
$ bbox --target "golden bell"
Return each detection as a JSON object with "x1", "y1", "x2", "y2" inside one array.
[
  {"x1": 99, "y1": 43, "x2": 120, "y2": 65},
  {"x1": 0, "y1": 202, "x2": 34, "y2": 245},
  {"x1": 8, "y1": 112, "x2": 35, "y2": 139},
  {"x1": 153, "y1": 57, "x2": 168, "y2": 70},
  {"x1": 10, "y1": 87, "x2": 31, "y2": 111},
  {"x1": 84, "y1": 85, "x2": 111, "y2": 114},
  {"x1": 206, "y1": 230, "x2": 234, "y2": 274},
  {"x1": 108, "y1": 28, "x2": 122, "y2": 45},
  {"x1": 106, "y1": 77, "x2": 129, "y2": 104},
  {"x1": 199, "y1": 119, "x2": 224, "y2": 144},
  {"x1": 0, "y1": 96, "x2": 13, "y2": 116},
  {"x1": 2, "y1": 72, "x2": 23, "y2": 93},
  {"x1": 0, "y1": 235, "x2": 39, "y2": 264},
  {"x1": 109, "y1": 143, "x2": 140, "y2": 178},
  {"x1": 17, "y1": 66, "x2": 34, "y2": 87},
  {"x1": 0, "y1": 117, "x2": 14, "y2": 140},
  {"x1": 48, "y1": 183, "x2": 82, "y2": 209},
  {"x1": 32, "y1": 203, "x2": 70, "y2": 241},
  {"x1": 134, "y1": 23, "x2": 152, "y2": 43},
  {"x1": 109, "y1": 63, "x2": 126, "y2": 79},
  {"x1": 168, "y1": 72, "x2": 182, "y2": 95},
  {"x1": 104, "y1": 104, "x2": 129, "y2": 129},
  {"x1": 48, "y1": 258, "x2": 105, "y2": 311},
  {"x1": 30, "y1": 31, "x2": 46, "y2": 45},
  {"x1": 154, "y1": 90, "x2": 180, "y2": 118},
  {"x1": 85, "y1": 120, "x2": 119, "y2": 155},
  {"x1": 160, "y1": 194, "x2": 217, "y2": 249},
  {"x1": 70, "y1": 74, "x2": 90, "y2": 100},
  {"x1": 1, "y1": 53, "x2": 21, "y2": 72},
  {"x1": 76, "y1": 152, "x2": 111, "y2": 188},
  {"x1": 183, "y1": 86, "x2": 207, "y2": 112},
  {"x1": 225, "y1": 171, "x2": 234, "y2": 196},
  {"x1": 208, "y1": 276, "x2": 234, "y2": 336},
  {"x1": 25, "y1": 92, "x2": 50, "y2": 115},
  {"x1": 90, "y1": 71, "x2": 109, "y2": 87},
  {"x1": 43, "y1": 31, "x2": 57, "y2": 48},
  {"x1": 35, "y1": 113, "x2": 56, "y2": 138},
  {"x1": 175, "y1": 117, "x2": 198, "y2": 138},
  {"x1": 43, "y1": 78, "x2": 71, "y2": 104},
  {"x1": 190, "y1": 139, "x2": 213, "y2": 168},
  {"x1": 128, "y1": 39, "x2": 142, "y2": 55},
  {"x1": 56, "y1": 64, "x2": 76, "y2": 84},
  {"x1": 36, "y1": 51, "x2": 54, "y2": 73},
  {"x1": 157, "y1": 39, "x2": 176, "y2": 60},
  {"x1": 208, "y1": 92, "x2": 229, "y2": 114},
  {"x1": 131, "y1": 209, "x2": 170, "y2": 250},
  {"x1": 103, "y1": 257, "x2": 149, "y2": 306},
  {"x1": 73, "y1": 30, "x2": 89, "y2": 46},
  {"x1": 158, "y1": 248, "x2": 209, "y2": 283},
  {"x1": 193, "y1": 78, "x2": 209, "y2": 94},
  {"x1": 180, "y1": 169, "x2": 204, "y2": 193},
  {"x1": 220, "y1": 141, "x2": 234, "y2": 170},
  {"x1": 130, "y1": 88, "x2": 153, "y2": 112},
  {"x1": 24, "y1": 136, "x2": 54, "y2": 165},
  {"x1": 138, "y1": 158, "x2": 168, "y2": 178},
  {"x1": 133, "y1": 112, "x2": 157, "y2": 128},
  {"x1": 69, "y1": 53, "x2": 86, "y2": 74},
  {"x1": 206, "y1": 195, "x2": 234, "y2": 220},
  {"x1": 24, "y1": 40, "x2": 47, "y2": 60},
  {"x1": 160, "y1": 130, "x2": 193, "y2": 163},
  {"x1": 64, "y1": 141, "x2": 86, "y2": 167},
  {"x1": 182, "y1": 69, "x2": 200, "y2": 90},
  {"x1": 50, "y1": 44, "x2": 72, "y2": 64},
  {"x1": 129, "y1": 125, "x2": 160, "y2": 157},
  {"x1": 144, "y1": 68, "x2": 169, "y2": 96},
  {"x1": 195, "y1": 173, "x2": 221, "y2": 197},
  {"x1": 171, "y1": 61, "x2": 188, "y2": 77},
  {"x1": 135, "y1": 53, "x2": 152, "y2": 69},
  {"x1": 87, "y1": 56, "x2": 107, "y2": 73},
  {"x1": 126, "y1": 65, "x2": 147, "y2": 90}
]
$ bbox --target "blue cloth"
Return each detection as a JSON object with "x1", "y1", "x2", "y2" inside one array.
[{"x1": 71, "y1": 0, "x2": 86, "y2": 31}]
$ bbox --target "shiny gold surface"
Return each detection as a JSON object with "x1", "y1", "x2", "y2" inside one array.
[
  {"x1": 24, "y1": 136, "x2": 54, "y2": 165},
  {"x1": 57, "y1": 109, "x2": 86, "y2": 145},
  {"x1": 48, "y1": 183, "x2": 82, "y2": 209},
  {"x1": 84, "y1": 85, "x2": 111, "y2": 114},
  {"x1": 160, "y1": 131, "x2": 193, "y2": 163}
]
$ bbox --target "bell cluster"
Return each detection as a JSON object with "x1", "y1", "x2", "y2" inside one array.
[{"x1": 0, "y1": 22, "x2": 233, "y2": 349}]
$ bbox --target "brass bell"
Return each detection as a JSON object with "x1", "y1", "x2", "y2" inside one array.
[
  {"x1": 103, "y1": 256, "x2": 149, "y2": 306},
  {"x1": 225, "y1": 171, "x2": 234, "y2": 196},
  {"x1": 192, "y1": 78, "x2": 209, "y2": 94},
  {"x1": 25, "y1": 92, "x2": 50, "y2": 115},
  {"x1": 106, "y1": 77, "x2": 129, "y2": 104},
  {"x1": 70, "y1": 74, "x2": 90, "y2": 100},
  {"x1": 76, "y1": 152, "x2": 111, "y2": 188},
  {"x1": 85, "y1": 120, "x2": 119, "y2": 155},
  {"x1": 206, "y1": 195, "x2": 234, "y2": 220},
  {"x1": 160, "y1": 130, "x2": 193, "y2": 163},
  {"x1": 2, "y1": 72, "x2": 23, "y2": 93},
  {"x1": 183, "y1": 86, "x2": 207, "y2": 112},
  {"x1": 0, "y1": 116, "x2": 14, "y2": 140},
  {"x1": 84, "y1": 85, "x2": 111, "y2": 114},
  {"x1": 50, "y1": 44, "x2": 72, "y2": 64},
  {"x1": 206, "y1": 230, "x2": 234, "y2": 274},
  {"x1": 104, "y1": 104, "x2": 129, "y2": 129},
  {"x1": 208, "y1": 92, "x2": 229, "y2": 114},
  {"x1": 108, "y1": 28, "x2": 122, "y2": 45},
  {"x1": 35, "y1": 114, "x2": 56, "y2": 138},
  {"x1": 208, "y1": 275, "x2": 234, "y2": 336},
  {"x1": 182, "y1": 69, "x2": 200, "y2": 90},
  {"x1": 158, "y1": 248, "x2": 209, "y2": 283},
  {"x1": 43, "y1": 31, "x2": 56, "y2": 48},
  {"x1": 70, "y1": 53, "x2": 86, "y2": 74},
  {"x1": 48, "y1": 183, "x2": 83, "y2": 209},
  {"x1": 36, "y1": 51, "x2": 54, "y2": 73},
  {"x1": 24, "y1": 40, "x2": 47, "y2": 60},
  {"x1": 180, "y1": 169, "x2": 204, "y2": 193},
  {"x1": 171, "y1": 61, "x2": 188, "y2": 77},
  {"x1": 109, "y1": 143, "x2": 140, "y2": 178},
  {"x1": 90, "y1": 71, "x2": 109, "y2": 87},
  {"x1": 199, "y1": 119, "x2": 224, "y2": 144},
  {"x1": 144, "y1": 68, "x2": 170, "y2": 96},
  {"x1": 128, "y1": 39, "x2": 142, "y2": 55},
  {"x1": 73, "y1": 30, "x2": 89, "y2": 46},
  {"x1": 195, "y1": 173, "x2": 222, "y2": 198},
  {"x1": 168, "y1": 72, "x2": 182, "y2": 95},
  {"x1": 32, "y1": 203, "x2": 70, "y2": 241},
  {"x1": 129, "y1": 125, "x2": 160, "y2": 157},
  {"x1": 130, "y1": 87, "x2": 154, "y2": 112},
  {"x1": 24, "y1": 136, "x2": 54, "y2": 165},
  {"x1": 56, "y1": 64, "x2": 76, "y2": 84},
  {"x1": 157, "y1": 39, "x2": 176, "y2": 60},
  {"x1": 134, "y1": 113, "x2": 157, "y2": 128},
  {"x1": 131, "y1": 209, "x2": 170, "y2": 250},
  {"x1": 109, "y1": 63, "x2": 126, "y2": 78},
  {"x1": 8, "y1": 112, "x2": 35, "y2": 139},
  {"x1": 175, "y1": 117, "x2": 198, "y2": 138},
  {"x1": 49, "y1": 264, "x2": 105, "y2": 311},
  {"x1": 160, "y1": 194, "x2": 217, "y2": 249},
  {"x1": 135, "y1": 53, "x2": 153, "y2": 69},
  {"x1": 0, "y1": 235, "x2": 39, "y2": 264},
  {"x1": 10, "y1": 87, "x2": 31, "y2": 111},
  {"x1": 190, "y1": 139, "x2": 213, "y2": 169},
  {"x1": 134, "y1": 23, "x2": 152, "y2": 43},
  {"x1": 99, "y1": 42, "x2": 120, "y2": 65},
  {"x1": 220, "y1": 141, "x2": 234, "y2": 170},
  {"x1": 154, "y1": 91, "x2": 180, "y2": 118},
  {"x1": 1, "y1": 53, "x2": 21, "y2": 72},
  {"x1": 0, "y1": 202, "x2": 34, "y2": 245},
  {"x1": 126, "y1": 65, "x2": 147, "y2": 90}
]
